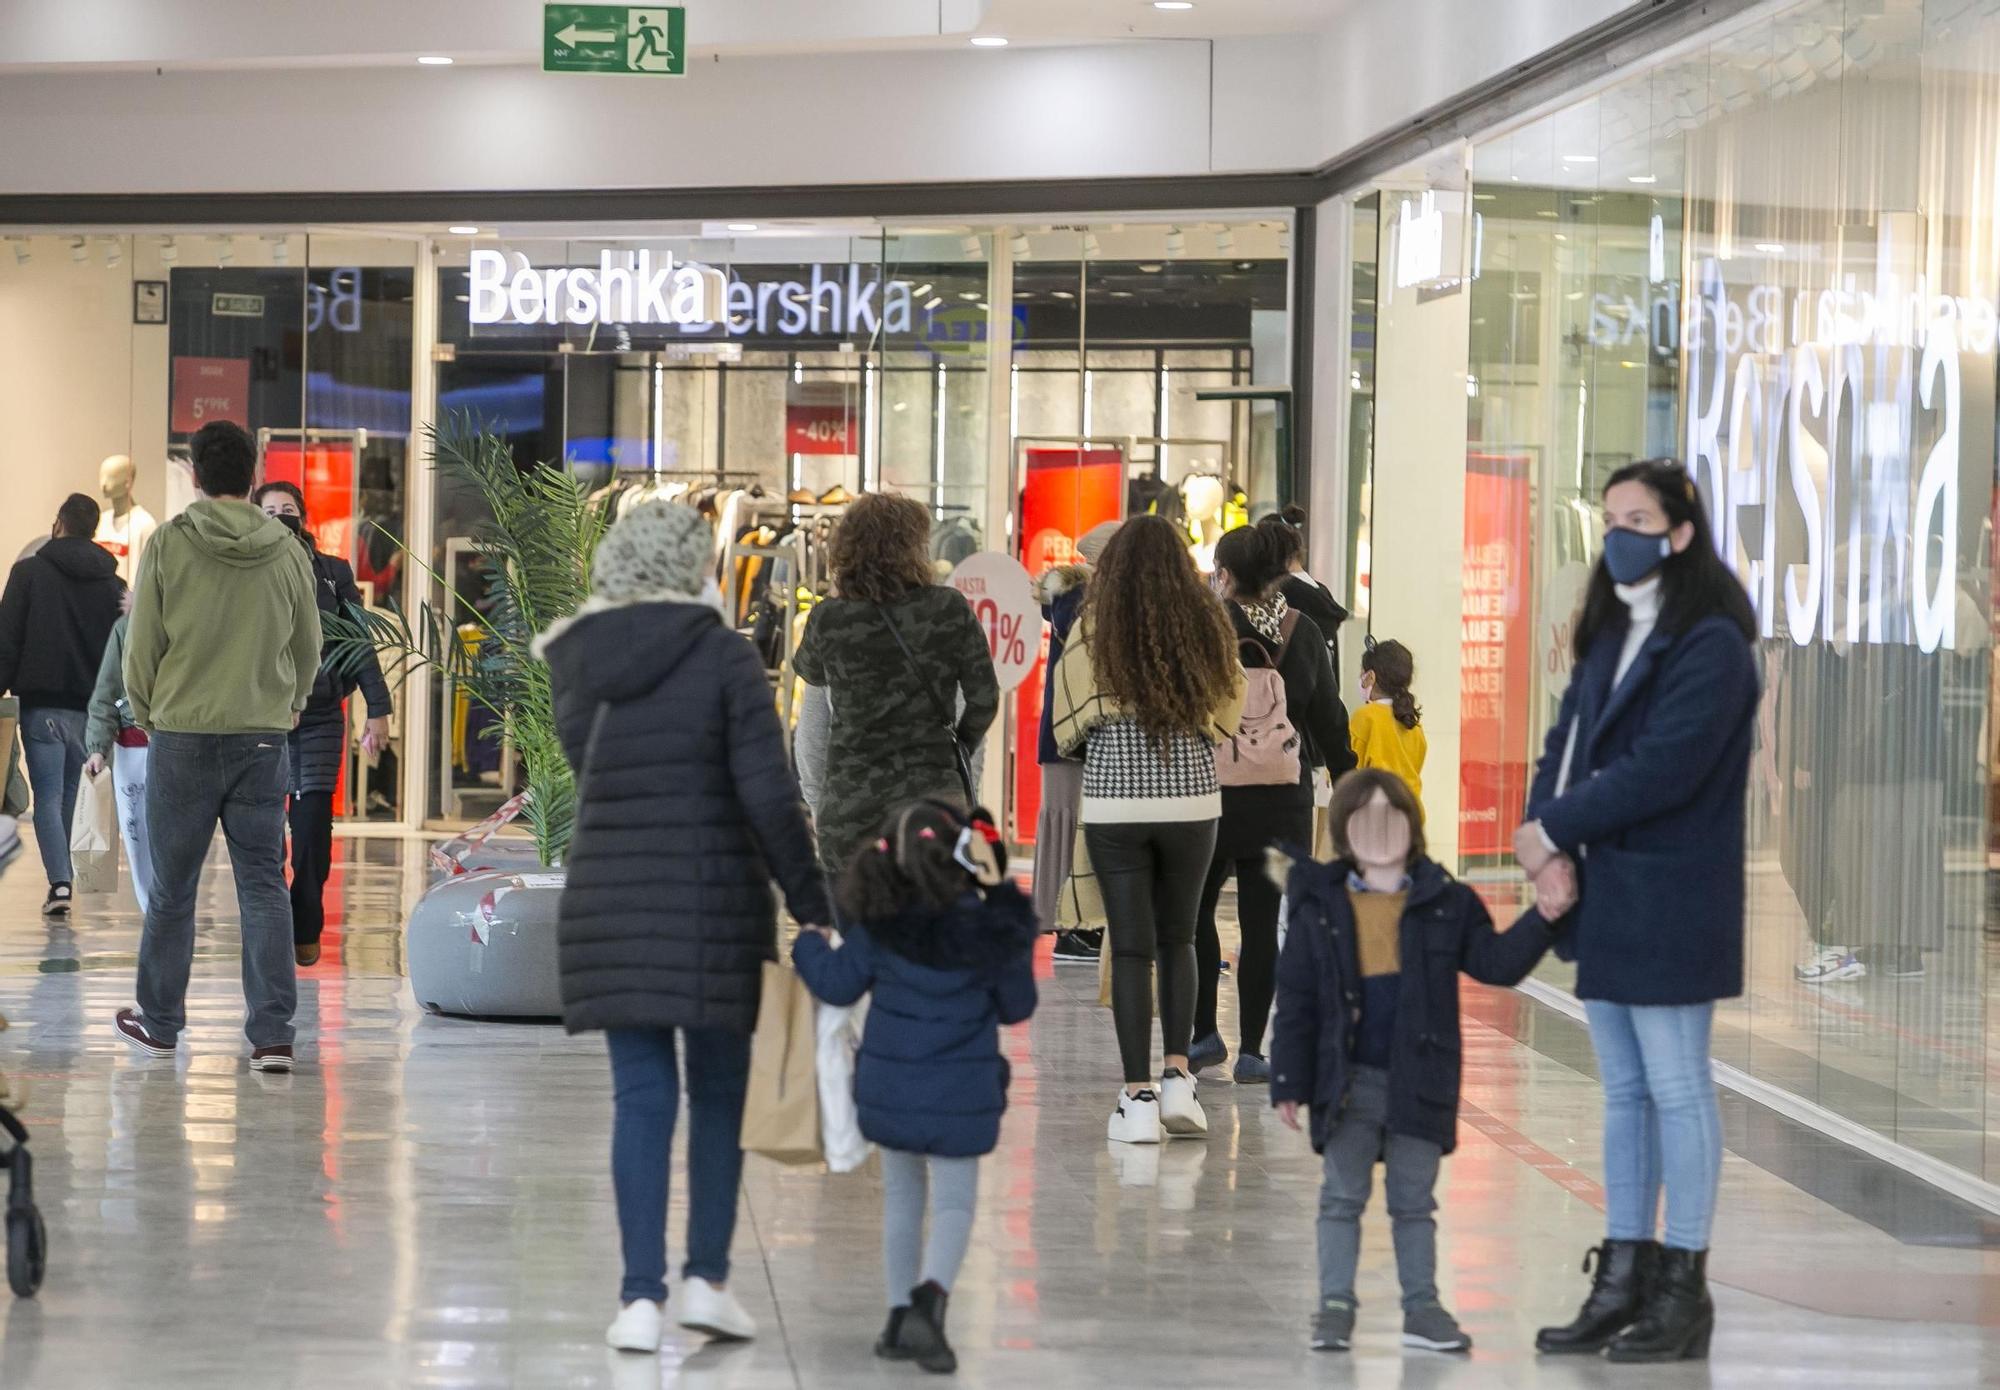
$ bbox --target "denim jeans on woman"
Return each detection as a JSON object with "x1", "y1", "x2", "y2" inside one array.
[
  {"x1": 134, "y1": 731, "x2": 296, "y2": 1049},
  {"x1": 1583, "y1": 1000, "x2": 1722, "y2": 1251},
  {"x1": 606, "y1": 1027, "x2": 752, "y2": 1305},
  {"x1": 21, "y1": 706, "x2": 87, "y2": 885}
]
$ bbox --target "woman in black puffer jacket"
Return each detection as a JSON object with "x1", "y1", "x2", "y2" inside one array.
[{"x1": 537, "y1": 500, "x2": 830, "y2": 1356}]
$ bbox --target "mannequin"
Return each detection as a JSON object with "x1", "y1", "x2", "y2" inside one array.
[{"x1": 94, "y1": 455, "x2": 157, "y2": 584}]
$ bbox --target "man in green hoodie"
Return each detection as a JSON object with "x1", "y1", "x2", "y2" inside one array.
[{"x1": 114, "y1": 420, "x2": 322, "y2": 1074}]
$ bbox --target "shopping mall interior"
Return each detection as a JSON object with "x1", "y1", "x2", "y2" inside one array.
[{"x1": 1, "y1": 0, "x2": 1999, "y2": 1385}]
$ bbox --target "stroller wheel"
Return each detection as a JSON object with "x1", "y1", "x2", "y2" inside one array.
[{"x1": 7, "y1": 1205, "x2": 44, "y2": 1297}]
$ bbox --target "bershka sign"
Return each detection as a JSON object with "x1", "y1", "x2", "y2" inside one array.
[
  {"x1": 1685, "y1": 229, "x2": 1974, "y2": 654},
  {"x1": 466, "y1": 250, "x2": 917, "y2": 337}
]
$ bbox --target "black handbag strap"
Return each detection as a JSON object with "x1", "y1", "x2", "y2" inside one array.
[{"x1": 877, "y1": 602, "x2": 976, "y2": 805}]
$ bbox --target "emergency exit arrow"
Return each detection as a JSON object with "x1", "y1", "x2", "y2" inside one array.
[{"x1": 555, "y1": 22, "x2": 617, "y2": 45}]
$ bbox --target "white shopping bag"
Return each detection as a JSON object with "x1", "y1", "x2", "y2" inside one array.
[
  {"x1": 815, "y1": 994, "x2": 871, "y2": 1174},
  {"x1": 68, "y1": 766, "x2": 118, "y2": 894}
]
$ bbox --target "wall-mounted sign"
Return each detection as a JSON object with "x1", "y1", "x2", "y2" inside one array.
[
  {"x1": 544, "y1": 4, "x2": 685, "y2": 76},
  {"x1": 132, "y1": 280, "x2": 167, "y2": 325},
  {"x1": 170, "y1": 357, "x2": 249, "y2": 432},
  {"x1": 785, "y1": 381, "x2": 858, "y2": 455},
  {"x1": 1394, "y1": 191, "x2": 1444, "y2": 290},
  {"x1": 1685, "y1": 225, "x2": 1973, "y2": 654},
  {"x1": 468, "y1": 249, "x2": 725, "y2": 327},
  {"x1": 211, "y1": 293, "x2": 265, "y2": 319}
]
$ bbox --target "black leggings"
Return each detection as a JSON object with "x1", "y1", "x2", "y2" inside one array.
[
  {"x1": 288, "y1": 791, "x2": 335, "y2": 946},
  {"x1": 1085, "y1": 819, "x2": 1218, "y2": 1085},
  {"x1": 1194, "y1": 853, "x2": 1284, "y2": 1056}
]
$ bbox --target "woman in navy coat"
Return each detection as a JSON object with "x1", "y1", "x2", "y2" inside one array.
[{"x1": 1517, "y1": 460, "x2": 1758, "y2": 1365}]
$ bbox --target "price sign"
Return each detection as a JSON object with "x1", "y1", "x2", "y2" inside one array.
[
  {"x1": 949, "y1": 551, "x2": 1038, "y2": 693},
  {"x1": 170, "y1": 357, "x2": 250, "y2": 433}
]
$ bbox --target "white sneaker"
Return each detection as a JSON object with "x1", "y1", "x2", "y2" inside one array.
[
  {"x1": 1159, "y1": 1067, "x2": 1208, "y2": 1138},
  {"x1": 1797, "y1": 947, "x2": 1865, "y2": 984},
  {"x1": 606, "y1": 1299, "x2": 664, "y2": 1353},
  {"x1": 1108, "y1": 1087, "x2": 1163, "y2": 1144},
  {"x1": 677, "y1": 1276, "x2": 756, "y2": 1341}
]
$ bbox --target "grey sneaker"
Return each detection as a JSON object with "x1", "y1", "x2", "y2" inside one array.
[
  {"x1": 1232, "y1": 1052, "x2": 1271, "y2": 1084},
  {"x1": 1402, "y1": 1301, "x2": 1471, "y2": 1352},
  {"x1": 1311, "y1": 1298, "x2": 1355, "y2": 1351}
]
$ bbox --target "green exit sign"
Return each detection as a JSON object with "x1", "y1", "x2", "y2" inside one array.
[{"x1": 543, "y1": 5, "x2": 684, "y2": 76}]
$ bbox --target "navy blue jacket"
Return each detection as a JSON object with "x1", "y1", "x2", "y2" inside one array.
[
  {"x1": 793, "y1": 883, "x2": 1038, "y2": 1158},
  {"x1": 1270, "y1": 857, "x2": 1554, "y2": 1154},
  {"x1": 1036, "y1": 583, "x2": 1086, "y2": 765},
  {"x1": 1526, "y1": 611, "x2": 1759, "y2": 1006}
]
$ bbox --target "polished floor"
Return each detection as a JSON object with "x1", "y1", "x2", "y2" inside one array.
[{"x1": 0, "y1": 834, "x2": 1996, "y2": 1388}]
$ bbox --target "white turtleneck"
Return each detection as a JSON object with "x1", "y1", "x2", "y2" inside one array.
[{"x1": 1611, "y1": 576, "x2": 1663, "y2": 689}]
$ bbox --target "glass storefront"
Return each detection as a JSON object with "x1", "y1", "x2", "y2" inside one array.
[
  {"x1": 1345, "y1": 0, "x2": 2000, "y2": 1186},
  {"x1": 0, "y1": 214, "x2": 1294, "y2": 845}
]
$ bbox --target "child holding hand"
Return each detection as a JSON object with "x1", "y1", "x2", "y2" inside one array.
[
  {"x1": 793, "y1": 800, "x2": 1039, "y2": 1376},
  {"x1": 1271, "y1": 769, "x2": 1570, "y2": 1355}
]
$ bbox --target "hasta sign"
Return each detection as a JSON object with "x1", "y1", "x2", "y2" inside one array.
[{"x1": 949, "y1": 552, "x2": 1038, "y2": 693}]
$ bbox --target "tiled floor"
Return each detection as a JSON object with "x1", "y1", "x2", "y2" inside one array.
[{"x1": 0, "y1": 833, "x2": 1997, "y2": 1388}]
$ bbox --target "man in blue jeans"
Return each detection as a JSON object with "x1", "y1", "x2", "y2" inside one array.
[
  {"x1": 0, "y1": 493, "x2": 125, "y2": 916},
  {"x1": 114, "y1": 421, "x2": 322, "y2": 1073}
]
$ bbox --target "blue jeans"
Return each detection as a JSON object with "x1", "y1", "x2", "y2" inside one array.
[
  {"x1": 21, "y1": 706, "x2": 86, "y2": 885},
  {"x1": 606, "y1": 1027, "x2": 752, "y2": 1305},
  {"x1": 135, "y1": 731, "x2": 296, "y2": 1049},
  {"x1": 1584, "y1": 1000, "x2": 1722, "y2": 1251}
]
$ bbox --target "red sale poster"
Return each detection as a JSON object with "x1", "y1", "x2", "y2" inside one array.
[
  {"x1": 170, "y1": 357, "x2": 249, "y2": 433},
  {"x1": 1012, "y1": 446, "x2": 1124, "y2": 843},
  {"x1": 263, "y1": 439, "x2": 359, "y2": 813},
  {"x1": 785, "y1": 381, "x2": 858, "y2": 455},
  {"x1": 1458, "y1": 453, "x2": 1532, "y2": 858}
]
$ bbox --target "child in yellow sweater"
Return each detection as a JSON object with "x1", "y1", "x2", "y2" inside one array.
[{"x1": 1349, "y1": 639, "x2": 1426, "y2": 814}]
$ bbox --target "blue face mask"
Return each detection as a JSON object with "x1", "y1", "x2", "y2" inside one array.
[{"x1": 1602, "y1": 526, "x2": 1671, "y2": 585}]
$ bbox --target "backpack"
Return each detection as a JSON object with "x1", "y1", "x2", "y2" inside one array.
[{"x1": 1215, "y1": 612, "x2": 1302, "y2": 787}]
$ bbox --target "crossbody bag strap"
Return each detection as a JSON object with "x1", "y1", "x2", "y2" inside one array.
[{"x1": 877, "y1": 602, "x2": 976, "y2": 805}]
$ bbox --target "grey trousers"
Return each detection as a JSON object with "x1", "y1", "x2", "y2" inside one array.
[
  {"x1": 880, "y1": 1148, "x2": 980, "y2": 1307},
  {"x1": 135, "y1": 730, "x2": 297, "y2": 1049},
  {"x1": 1316, "y1": 1065, "x2": 1443, "y2": 1309}
]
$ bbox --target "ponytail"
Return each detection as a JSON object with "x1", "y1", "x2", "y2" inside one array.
[{"x1": 1361, "y1": 638, "x2": 1421, "y2": 730}]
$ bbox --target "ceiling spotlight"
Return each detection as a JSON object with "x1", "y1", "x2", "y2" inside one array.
[
  {"x1": 1137, "y1": 262, "x2": 1163, "y2": 273},
  {"x1": 215, "y1": 239, "x2": 234, "y2": 266},
  {"x1": 1083, "y1": 232, "x2": 1102, "y2": 257},
  {"x1": 1628, "y1": 174, "x2": 1659, "y2": 184},
  {"x1": 1165, "y1": 227, "x2": 1186, "y2": 257},
  {"x1": 912, "y1": 282, "x2": 934, "y2": 297},
  {"x1": 1562, "y1": 153, "x2": 1598, "y2": 163},
  {"x1": 1051, "y1": 290, "x2": 1076, "y2": 300},
  {"x1": 268, "y1": 236, "x2": 290, "y2": 265},
  {"x1": 68, "y1": 237, "x2": 88, "y2": 263},
  {"x1": 1216, "y1": 228, "x2": 1235, "y2": 254},
  {"x1": 726, "y1": 223, "x2": 758, "y2": 232},
  {"x1": 924, "y1": 295, "x2": 945, "y2": 310},
  {"x1": 959, "y1": 234, "x2": 982, "y2": 258},
  {"x1": 958, "y1": 290, "x2": 979, "y2": 300},
  {"x1": 1009, "y1": 232, "x2": 1031, "y2": 258},
  {"x1": 104, "y1": 239, "x2": 123, "y2": 268},
  {"x1": 417, "y1": 55, "x2": 454, "y2": 65},
  {"x1": 159, "y1": 236, "x2": 178, "y2": 264},
  {"x1": 1754, "y1": 242, "x2": 1786, "y2": 254},
  {"x1": 9, "y1": 239, "x2": 28, "y2": 266},
  {"x1": 1153, "y1": 1, "x2": 1196, "y2": 8},
  {"x1": 969, "y1": 35, "x2": 1008, "y2": 46},
  {"x1": 448, "y1": 225, "x2": 480, "y2": 236}
]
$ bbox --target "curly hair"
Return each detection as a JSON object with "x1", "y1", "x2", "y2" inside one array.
[
  {"x1": 831, "y1": 492, "x2": 934, "y2": 603},
  {"x1": 1083, "y1": 513, "x2": 1238, "y2": 744}
]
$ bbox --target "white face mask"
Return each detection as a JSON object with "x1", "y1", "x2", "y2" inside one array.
[{"x1": 1347, "y1": 790, "x2": 1412, "y2": 872}]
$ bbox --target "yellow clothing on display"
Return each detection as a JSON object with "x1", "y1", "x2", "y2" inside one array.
[{"x1": 1350, "y1": 701, "x2": 1427, "y2": 811}]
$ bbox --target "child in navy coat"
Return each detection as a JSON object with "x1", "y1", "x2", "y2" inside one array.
[
  {"x1": 1270, "y1": 769, "x2": 1568, "y2": 1356},
  {"x1": 793, "y1": 799, "x2": 1038, "y2": 1375}
]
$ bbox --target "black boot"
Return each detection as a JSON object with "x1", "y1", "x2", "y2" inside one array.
[
  {"x1": 894, "y1": 1281, "x2": 957, "y2": 1373},
  {"x1": 1607, "y1": 1246, "x2": 1713, "y2": 1363},
  {"x1": 1534, "y1": 1239, "x2": 1660, "y2": 1354},
  {"x1": 875, "y1": 1306, "x2": 914, "y2": 1360}
]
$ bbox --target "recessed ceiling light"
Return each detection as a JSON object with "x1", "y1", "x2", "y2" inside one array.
[
  {"x1": 1628, "y1": 175, "x2": 1659, "y2": 184},
  {"x1": 727, "y1": 223, "x2": 758, "y2": 232},
  {"x1": 1562, "y1": 153, "x2": 1597, "y2": 163},
  {"x1": 417, "y1": 55, "x2": 454, "y2": 65},
  {"x1": 1755, "y1": 242, "x2": 1786, "y2": 254},
  {"x1": 1153, "y1": 1, "x2": 1196, "y2": 9},
  {"x1": 970, "y1": 35, "x2": 1008, "y2": 46},
  {"x1": 447, "y1": 225, "x2": 480, "y2": 236},
  {"x1": 1052, "y1": 290, "x2": 1075, "y2": 299}
]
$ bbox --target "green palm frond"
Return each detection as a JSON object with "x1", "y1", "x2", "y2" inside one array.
[{"x1": 323, "y1": 416, "x2": 611, "y2": 866}]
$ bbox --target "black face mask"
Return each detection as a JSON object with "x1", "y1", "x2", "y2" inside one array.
[{"x1": 273, "y1": 512, "x2": 305, "y2": 537}]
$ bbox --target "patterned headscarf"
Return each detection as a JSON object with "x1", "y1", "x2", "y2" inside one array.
[{"x1": 591, "y1": 499, "x2": 712, "y2": 603}]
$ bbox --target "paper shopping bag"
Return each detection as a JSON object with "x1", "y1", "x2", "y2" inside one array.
[
  {"x1": 740, "y1": 961, "x2": 823, "y2": 1165},
  {"x1": 68, "y1": 766, "x2": 119, "y2": 895}
]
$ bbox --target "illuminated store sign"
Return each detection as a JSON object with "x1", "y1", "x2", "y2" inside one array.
[
  {"x1": 467, "y1": 249, "x2": 917, "y2": 337},
  {"x1": 1684, "y1": 245, "x2": 1973, "y2": 654}
]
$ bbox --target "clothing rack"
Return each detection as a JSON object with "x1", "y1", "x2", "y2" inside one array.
[{"x1": 727, "y1": 532, "x2": 810, "y2": 731}]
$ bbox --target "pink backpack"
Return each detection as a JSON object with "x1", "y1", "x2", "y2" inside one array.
[{"x1": 1215, "y1": 612, "x2": 1302, "y2": 788}]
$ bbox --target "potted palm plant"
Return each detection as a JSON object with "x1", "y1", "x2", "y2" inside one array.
[{"x1": 326, "y1": 418, "x2": 610, "y2": 1016}]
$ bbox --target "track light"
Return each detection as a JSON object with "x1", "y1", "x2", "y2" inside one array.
[
  {"x1": 70, "y1": 237, "x2": 88, "y2": 263},
  {"x1": 960, "y1": 234, "x2": 982, "y2": 258},
  {"x1": 1215, "y1": 227, "x2": 1235, "y2": 254},
  {"x1": 104, "y1": 238, "x2": 123, "y2": 268},
  {"x1": 1165, "y1": 227, "x2": 1186, "y2": 257},
  {"x1": 8, "y1": 239, "x2": 28, "y2": 267},
  {"x1": 1083, "y1": 232, "x2": 1102, "y2": 258},
  {"x1": 215, "y1": 238, "x2": 234, "y2": 266},
  {"x1": 1009, "y1": 232, "x2": 1031, "y2": 258},
  {"x1": 159, "y1": 236, "x2": 178, "y2": 264},
  {"x1": 268, "y1": 236, "x2": 290, "y2": 265}
]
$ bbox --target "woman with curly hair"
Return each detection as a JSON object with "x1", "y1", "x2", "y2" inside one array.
[
  {"x1": 1051, "y1": 514, "x2": 1245, "y2": 1143},
  {"x1": 795, "y1": 493, "x2": 999, "y2": 876}
]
